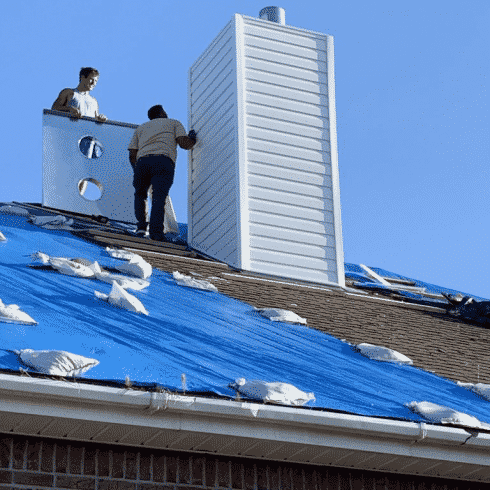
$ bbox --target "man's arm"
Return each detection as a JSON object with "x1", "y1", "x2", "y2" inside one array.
[
  {"x1": 51, "y1": 89, "x2": 80, "y2": 117},
  {"x1": 176, "y1": 130, "x2": 197, "y2": 150},
  {"x1": 128, "y1": 128, "x2": 139, "y2": 168},
  {"x1": 95, "y1": 100, "x2": 107, "y2": 122},
  {"x1": 129, "y1": 149, "x2": 138, "y2": 168},
  {"x1": 176, "y1": 136, "x2": 195, "y2": 150}
]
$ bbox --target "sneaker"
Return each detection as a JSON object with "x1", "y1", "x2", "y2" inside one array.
[{"x1": 135, "y1": 228, "x2": 148, "y2": 237}]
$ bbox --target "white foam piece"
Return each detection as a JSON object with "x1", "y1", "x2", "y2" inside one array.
[
  {"x1": 255, "y1": 308, "x2": 307, "y2": 325},
  {"x1": 115, "y1": 255, "x2": 152, "y2": 279},
  {"x1": 95, "y1": 282, "x2": 149, "y2": 315},
  {"x1": 16, "y1": 349, "x2": 99, "y2": 376},
  {"x1": 0, "y1": 205, "x2": 30, "y2": 217},
  {"x1": 457, "y1": 381, "x2": 490, "y2": 401},
  {"x1": 356, "y1": 343, "x2": 413, "y2": 365},
  {"x1": 0, "y1": 298, "x2": 37, "y2": 325},
  {"x1": 172, "y1": 271, "x2": 218, "y2": 291},
  {"x1": 405, "y1": 401, "x2": 483, "y2": 429},
  {"x1": 0, "y1": 231, "x2": 6, "y2": 241},
  {"x1": 232, "y1": 378, "x2": 315, "y2": 406}
]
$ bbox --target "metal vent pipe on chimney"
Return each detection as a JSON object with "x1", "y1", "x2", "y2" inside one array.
[{"x1": 259, "y1": 6, "x2": 285, "y2": 25}]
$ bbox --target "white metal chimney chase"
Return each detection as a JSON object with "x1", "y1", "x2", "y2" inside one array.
[{"x1": 188, "y1": 8, "x2": 345, "y2": 287}]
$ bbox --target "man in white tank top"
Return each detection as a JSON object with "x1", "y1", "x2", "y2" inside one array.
[{"x1": 52, "y1": 67, "x2": 107, "y2": 122}]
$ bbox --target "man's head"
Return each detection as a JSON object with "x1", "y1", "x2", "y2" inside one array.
[
  {"x1": 148, "y1": 105, "x2": 168, "y2": 120},
  {"x1": 79, "y1": 67, "x2": 100, "y2": 91},
  {"x1": 79, "y1": 67, "x2": 99, "y2": 80}
]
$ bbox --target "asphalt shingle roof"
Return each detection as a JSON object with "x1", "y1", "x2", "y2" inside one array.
[{"x1": 1, "y1": 202, "x2": 490, "y2": 428}]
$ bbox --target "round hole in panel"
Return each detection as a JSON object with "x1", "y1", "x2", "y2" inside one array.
[
  {"x1": 78, "y1": 178, "x2": 103, "y2": 201},
  {"x1": 79, "y1": 136, "x2": 104, "y2": 159}
]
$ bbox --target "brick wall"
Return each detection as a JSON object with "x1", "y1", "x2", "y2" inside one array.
[{"x1": 0, "y1": 433, "x2": 483, "y2": 490}]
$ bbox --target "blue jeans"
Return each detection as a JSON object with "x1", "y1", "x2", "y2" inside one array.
[{"x1": 133, "y1": 154, "x2": 175, "y2": 239}]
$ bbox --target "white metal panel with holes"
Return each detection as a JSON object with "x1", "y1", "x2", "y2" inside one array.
[
  {"x1": 42, "y1": 112, "x2": 137, "y2": 221},
  {"x1": 188, "y1": 14, "x2": 344, "y2": 286}
]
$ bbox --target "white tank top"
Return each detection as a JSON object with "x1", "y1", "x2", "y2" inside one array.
[{"x1": 67, "y1": 89, "x2": 98, "y2": 117}]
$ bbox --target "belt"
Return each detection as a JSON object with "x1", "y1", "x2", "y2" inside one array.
[{"x1": 138, "y1": 154, "x2": 175, "y2": 163}]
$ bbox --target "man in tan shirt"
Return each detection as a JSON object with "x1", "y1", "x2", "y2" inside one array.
[{"x1": 127, "y1": 105, "x2": 196, "y2": 242}]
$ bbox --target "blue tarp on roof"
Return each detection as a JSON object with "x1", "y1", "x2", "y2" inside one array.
[
  {"x1": 1, "y1": 211, "x2": 490, "y2": 426},
  {"x1": 344, "y1": 263, "x2": 488, "y2": 302}
]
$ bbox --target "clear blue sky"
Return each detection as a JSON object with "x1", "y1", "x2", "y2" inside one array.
[{"x1": 1, "y1": 1, "x2": 488, "y2": 298}]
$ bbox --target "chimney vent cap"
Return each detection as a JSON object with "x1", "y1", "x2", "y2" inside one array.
[{"x1": 259, "y1": 6, "x2": 285, "y2": 25}]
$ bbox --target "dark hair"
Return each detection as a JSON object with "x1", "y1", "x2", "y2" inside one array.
[
  {"x1": 79, "y1": 67, "x2": 100, "y2": 80},
  {"x1": 148, "y1": 105, "x2": 168, "y2": 120}
]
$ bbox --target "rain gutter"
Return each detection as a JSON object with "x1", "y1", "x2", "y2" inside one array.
[{"x1": 1, "y1": 374, "x2": 489, "y2": 478}]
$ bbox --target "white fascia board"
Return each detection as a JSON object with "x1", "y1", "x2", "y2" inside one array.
[{"x1": 1, "y1": 373, "x2": 490, "y2": 470}]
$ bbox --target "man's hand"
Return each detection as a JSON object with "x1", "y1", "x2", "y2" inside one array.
[
  {"x1": 96, "y1": 114, "x2": 108, "y2": 123},
  {"x1": 68, "y1": 107, "x2": 82, "y2": 119},
  {"x1": 176, "y1": 130, "x2": 197, "y2": 150}
]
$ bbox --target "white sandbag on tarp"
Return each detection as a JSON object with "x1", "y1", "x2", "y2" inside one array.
[
  {"x1": 0, "y1": 204, "x2": 30, "y2": 217},
  {"x1": 16, "y1": 349, "x2": 99, "y2": 376},
  {"x1": 29, "y1": 214, "x2": 75, "y2": 231},
  {"x1": 31, "y1": 252, "x2": 100, "y2": 278},
  {"x1": 29, "y1": 214, "x2": 74, "y2": 227},
  {"x1": 50, "y1": 257, "x2": 98, "y2": 278},
  {"x1": 31, "y1": 251, "x2": 51, "y2": 264},
  {"x1": 255, "y1": 307, "x2": 307, "y2": 325},
  {"x1": 0, "y1": 298, "x2": 37, "y2": 325},
  {"x1": 105, "y1": 247, "x2": 139, "y2": 261},
  {"x1": 230, "y1": 378, "x2": 315, "y2": 406},
  {"x1": 355, "y1": 343, "x2": 413, "y2": 365},
  {"x1": 457, "y1": 381, "x2": 490, "y2": 401},
  {"x1": 172, "y1": 271, "x2": 218, "y2": 292},
  {"x1": 115, "y1": 254, "x2": 152, "y2": 279},
  {"x1": 95, "y1": 271, "x2": 150, "y2": 291},
  {"x1": 405, "y1": 401, "x2": 483, "y2": 429},
  {"x1": 0, "y1": 231, "x2": 6, "y2": 241},
  {"x1": 95, "y1": 282, "x2": 149, "y2": 315}
]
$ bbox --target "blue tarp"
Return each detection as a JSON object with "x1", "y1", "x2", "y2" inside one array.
[
  {"x1": 1, "y1": 211, "x2": 490, "y2": 426},
  {"x1": 344, "y1": 263, "x2": 488, "y2": 302}
]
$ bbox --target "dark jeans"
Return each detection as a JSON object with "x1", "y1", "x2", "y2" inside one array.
[{"x1": 133, "y1": 154, "x2": 175, "y2": 239}]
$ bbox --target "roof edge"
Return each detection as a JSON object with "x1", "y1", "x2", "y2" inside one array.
[{"x1": 1, "y1": 374, "x2": 489, "y2": 481}]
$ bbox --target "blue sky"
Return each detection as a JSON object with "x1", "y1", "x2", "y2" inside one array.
[{"x1": 1, "y1": 0, "x2": 489, "y2": 298}]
